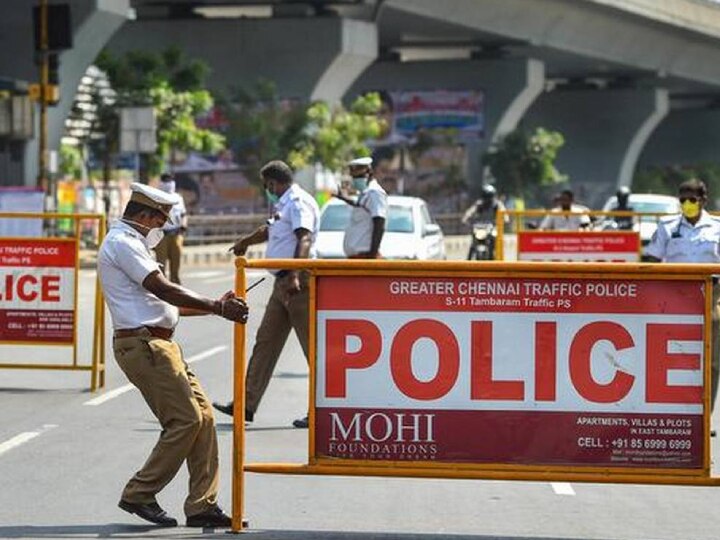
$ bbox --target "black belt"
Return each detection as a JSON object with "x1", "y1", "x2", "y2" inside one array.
[{"x1": 114, "y1": 326, "x2": 174, "y2": 340}]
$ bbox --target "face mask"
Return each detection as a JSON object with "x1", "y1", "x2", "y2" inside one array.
[
  {"x1": 265, "y1": 189, "x2": 279, "y2": 204},
  {"x1": 352, "y1": 177, "x2": 368, "y2": 191},
  {"x1": 121, "y1": 218, "x2": 165, "y2": 249},
  {"x1": 681, "y1": 200, "x2": 701, "y2": 219}
]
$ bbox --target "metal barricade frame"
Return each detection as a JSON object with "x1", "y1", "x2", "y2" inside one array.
[
  {"x1": 0, "y1": 212, "x2": 106, "y2": 391},
  {"x1": 231, "y1": 258, "x2": 720, "y2": 532}
]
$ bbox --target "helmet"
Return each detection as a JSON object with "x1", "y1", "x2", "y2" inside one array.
[
  {"x1": 480, "y1": 184, "x2": 497, "y2": 199},
  {"x1": 616, "y1": 186, "x2": 631, "y2": 198}
]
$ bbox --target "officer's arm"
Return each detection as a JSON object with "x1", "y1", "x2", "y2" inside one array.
[
  {"x1": 143, "y1": 270, "x2": 247, "y2": 321},
  {"x1": 369, "y1": 217, "x2": 386, "y2": 258},
  {"x1": 231, "y1": 225, "x2": 269, "y2": 256},
  {"x1": 293, "y1": 227, "x2": 312, "y2": 259}
]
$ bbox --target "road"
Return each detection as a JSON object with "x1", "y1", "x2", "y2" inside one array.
[{"x1": 0, "y1": 266, "x2": 718, "y2": 540}]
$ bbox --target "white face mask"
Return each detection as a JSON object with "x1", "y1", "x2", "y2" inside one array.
[{"x1": 122, "y1": 218, "x2": 165, "y2": 249}]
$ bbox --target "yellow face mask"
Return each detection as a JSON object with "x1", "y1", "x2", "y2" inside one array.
[{"x1": 681, "y1": 200, "x2": 701, "y2": 219}]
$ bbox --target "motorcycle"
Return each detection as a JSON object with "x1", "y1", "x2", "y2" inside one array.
[{"x1": 467, "y1": 222, "x2": 496, "y2": 260}]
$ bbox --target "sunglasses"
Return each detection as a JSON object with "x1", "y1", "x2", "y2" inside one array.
[{"x1": 679, "y1": 196, "x2": 700, "y2": 204}]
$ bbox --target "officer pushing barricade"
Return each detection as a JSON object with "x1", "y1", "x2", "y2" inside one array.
[{"x1": 98, "y1": 183, "x2": 248, "y2": 529}]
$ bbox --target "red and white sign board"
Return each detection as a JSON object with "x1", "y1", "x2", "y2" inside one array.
[
  {"x1": 517, "y1": 231, "x2": 640, "y2": 262},
  {"x1": 314, "y1": 275, "x2": 706, "y2": 469},
  {"x1": 0, "y1": 239, "x2": 76, "y2": 344}
]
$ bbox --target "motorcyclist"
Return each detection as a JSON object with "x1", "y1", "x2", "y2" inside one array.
[
  {"x1": 462, "y1": 185, "x2": 506, "y2": 260},
  {"x1": 612, "y1": 186, "x2": 634, "y2": 230}
]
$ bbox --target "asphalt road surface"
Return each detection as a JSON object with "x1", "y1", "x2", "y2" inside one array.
[{"x1": 0, "y1": 267, "x2": 719, "y2": 540}]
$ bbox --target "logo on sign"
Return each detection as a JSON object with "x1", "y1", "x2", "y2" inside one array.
[{"x1": 328, "y1": 412, "x2": 438, "y2": 460}]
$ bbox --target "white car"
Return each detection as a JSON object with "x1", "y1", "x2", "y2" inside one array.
[
  {"x1": 601, "y1": 193, "x2": 680, "y2": 253},
  {"x1": 315, "y1": 195, "x2": 446, "y2": 260}
]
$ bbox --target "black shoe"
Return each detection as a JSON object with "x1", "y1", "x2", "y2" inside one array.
[
  {"x1": 186, "y1": 505, "x2": 232, "y2": 528},
  {"x1": 212, "y1": 401, "x2": 234, "y2": 417},
  {"x1": 212, "y1": 402, "x2": 254, "y2": 423},
  {"x1": 292, "y1": 415, "x2": 309, "y2": 429},
  {"x1": 118, "y1": 499, "x2": 178, "y2": 527}
]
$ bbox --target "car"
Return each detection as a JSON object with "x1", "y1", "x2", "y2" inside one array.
[
  {"x1": 315, "y1": 195, "x2": 446, "y2": 260},
  {"x1": 601, "y1": 193, "x2": 680, "y2": 253}
]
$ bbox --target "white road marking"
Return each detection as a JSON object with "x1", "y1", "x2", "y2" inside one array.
[
  {"x1": 0, "y1": 424, "x2": 58, "y2": 457},
  {"x1": 551, "y1": 482, "x2": 576, "y2": 495},
  {"x1": 83, "y1": 345, "x2": 228, "y2": 406}
]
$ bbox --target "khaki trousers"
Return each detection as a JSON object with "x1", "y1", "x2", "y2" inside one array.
[
  {"x1": 246, "y1": 274, "x2": 310, "y2": 414},
  {"x1": 113, "y1": 329, "x2": 218, "y2": 516},
  {"x1": 154, "y1": 233, "x2": 183, "y2": 284}
]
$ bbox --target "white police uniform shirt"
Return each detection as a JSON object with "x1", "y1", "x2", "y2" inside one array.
[
  {"x1": 265, "y1": 183, "x2": 320, "y2": 261},
  {"x1": 645, "y1": 210, "x2": 720, "y2": 263},
  {"x1": 344, "y1": 179, "x2": 388, "y2": 256},
  {"x1": 540, "y1": 204, "x2": 591, "y2": 231},
  {"x1": 163, "y1": 193, "x2": 186, "y2": 234},
  {"x1": 98, "y1": 220, "x2": 179, "y2": 330}
]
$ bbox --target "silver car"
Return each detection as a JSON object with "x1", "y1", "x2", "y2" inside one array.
[{"x1": 315, "y1": 195, "x2": 446, "y2": 260}]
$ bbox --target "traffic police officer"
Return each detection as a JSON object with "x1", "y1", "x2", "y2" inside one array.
[
  {"x1": 213, "y1": 160, "x2": 319, "y2": 428},
  {"x1": 343, "y1": 156, "x2": 388, "y2": 258},
  {"x1": 645, "y1": 178, "x2": 720, "y2": 409},
  {"x1": 98, "y1": 183, "x2": 248, "y2": 528}
]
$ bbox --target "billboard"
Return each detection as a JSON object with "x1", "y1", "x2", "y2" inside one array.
[
  {"x1": 314, "y1": 275, "x2": 705, "y2": 469},
  {"x1": 0, "y1": 239, "x2": 76, "y2": 344}
]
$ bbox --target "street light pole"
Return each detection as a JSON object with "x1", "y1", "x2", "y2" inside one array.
[{"x1": 38, "y1": 0, "x2": 50, "y2": 204}]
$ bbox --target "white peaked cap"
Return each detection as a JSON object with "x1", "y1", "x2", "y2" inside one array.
[
  {"x1": 348, "y1": 156, "x2": 373, "y2": 167},
  {"x1": 129, "y1": 182, "x2": 181, "y2": 218}
]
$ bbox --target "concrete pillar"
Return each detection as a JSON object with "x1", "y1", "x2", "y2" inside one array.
[
  {"x1": 106, "y1": 17, "x2": 378, "y2": 103},
  {"x1": 638, "y1": 108, "x2": 720, "y2": 169},
  {"x1": 0, "y1": 0, "x2": 129, "y2": 186},
  {"x1": 346, "y1": 57, "x2": 545, "y2": 191},
  {"x1": 524, "y1": 88, "x2": 669, "y2": 206}
]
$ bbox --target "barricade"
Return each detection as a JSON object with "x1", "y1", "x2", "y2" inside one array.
[
  {"x1": 0, "y1": 212, "x2": 106, "y2": 391},
  {"x1": 495, "y1": 209, "x2": 674, "y2": 261},
  {"x1": 230, "y1": 258, "x2": 720, "y2": 532}
]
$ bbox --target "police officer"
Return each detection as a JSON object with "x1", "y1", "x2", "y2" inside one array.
[
  {"x1": 539, "y1": 189, "x2": 591, "y2": 231},
  {"x1": 343, "y1": 156, "x2": 388, "y2": 258},
  {"x1": 154, "y1": 173, "x2": 187, "y2": 284},
  {"x1": 645, "y1": 178, "x2": 720, "y2": 409},
  {"x1": 98, "y1": 183, "x2": 248, "y2": 528},
  {"x1": 645, "y1": 179, "x2": 720, "y2": 263},
  {"x1": 213, "y1": 160, "x2": 320, "y2": 428}
]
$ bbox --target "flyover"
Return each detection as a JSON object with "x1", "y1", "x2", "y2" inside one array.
[{"x1": 2, "y1": 0, "x2": 720, "y2": 205}]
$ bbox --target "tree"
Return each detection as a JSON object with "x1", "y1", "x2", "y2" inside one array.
[
  {"x1": 482, "y1": 127, "x2": 566, "y2": 199},
  {"x1": 217, "y1": 79, "x2": 309, "y2": 186},
  {"x1": 634, "y1": 163, "x2": 720, "y2": 209},
  {"x1": 288, "y1": 93, "x2": 385, "y2": 172},
  {"x1": 94, "y1": 47, "x2": 224, "y2": 178}
]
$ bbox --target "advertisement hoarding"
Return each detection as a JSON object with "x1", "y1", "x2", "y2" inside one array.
[
  {"x1": 0, "y1": 238, "x2": 76, "y2": 344},
  {"x1": 315, "y1": 275, "x2": 706, "y2": 469},
  {"x1": 517, "y1": 231, "x2": 641, "y2": 262}
]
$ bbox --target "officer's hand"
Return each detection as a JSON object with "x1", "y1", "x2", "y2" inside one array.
[
  {"x1": 218, "y1": 295, "x2": 249, "y2": 323},
  {"x1": 231, "y1": 239, "x2": 248, "y2": 256}
]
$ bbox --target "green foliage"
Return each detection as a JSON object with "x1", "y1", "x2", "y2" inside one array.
[
  {"x1": 634, "y1": 163, "x2": 720, "y2": 208},
  {"x1": 288, "y1": 93, "x2": 384, "y2": 172},
  {"x1": 95, "y1": 47, "x2": 224, "y2": 177},
  {"x1": 59, "y1": 144, "x2": 83, "y2": 179},
  {"x1": 218, "y1": 79, "x2": 309, "y2": 186},
  {"x1": 482, "y1": 127, "x2": 566, "y2": 198}
]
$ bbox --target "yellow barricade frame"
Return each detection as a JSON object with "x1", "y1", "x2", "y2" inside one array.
[
  {"x1": 231, "y1": 259, "x2": 720, "y2": 532},
  {"x1": 0, "y1": 212, "x2": 106, "y2": 391},
  {"x1": 495, "y1": 209, "x2": 676, "y2": 261}
]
